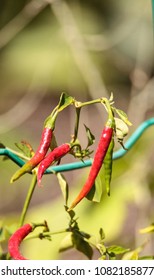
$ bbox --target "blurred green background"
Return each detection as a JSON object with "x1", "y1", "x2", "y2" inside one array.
[{"x1": 0, "y1": 0, "x2": 154, "y2": 259}]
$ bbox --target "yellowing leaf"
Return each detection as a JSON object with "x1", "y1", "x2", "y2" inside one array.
[{"x1": 139, "y1": 224, "x2": 154, "y2": 234}]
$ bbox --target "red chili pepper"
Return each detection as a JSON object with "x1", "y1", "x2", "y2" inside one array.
[
  {"x1": 37, "y1": 143, "x2": 71, "y2": 186},
  {"x1": 10, "y1": 127, "x2": 53, "y2": 183},
  {"x1": 8, "y1": 223, "x2": 33, "y2": 260},
  {"x1": 69, "y1": 117, "x2": 114, "y2": 210}
]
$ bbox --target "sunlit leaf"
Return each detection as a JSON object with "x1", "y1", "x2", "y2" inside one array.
[
  {"x1": 139, "y1": 224, "x2": 154, "y2": 234},
  {"x1": 115, "y1": 109, "x2": 132, "y2": 126},
  {"x1": 57, "y1": 92, "x2": 74, "y2": 112},
  {"x1": 130, "y1": 251, "x2": 138, "y2": 260},
  {"x1": 107, "y1": 245, "x2": 130, "y2": 255},
  {"x1": 98, "y1": 255, "x2": 106, "y2": 260}
]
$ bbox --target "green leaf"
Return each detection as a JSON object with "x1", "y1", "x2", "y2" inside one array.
[
  {"x1": 59, "y1": 233, "x2": 73, "y2": 252},
  {"x1": 56, "y1": 173, "x2": 69, "y2": 206},
  {"x1": 79, "y1": 231, "x2": 91, "y2": 239},
  {"x1": 65, "y1": 207, "x2": 76, "y2": 220},
  {"x1": 15, "y1": 141, "x2": 32, "y2": 158},
  {"x1": 72, "y1": 231, "x2": 93, "y2": 259},
  {"x1": 107, "y1": 245, "x2": 130, "y2": 255},
  {"x1": 86, "y1": 166, "x2": 104, "y2": 202},
  {"x1": 99, "y1": 228, "x2": 105, "y2": 241},
  {"x1": 57, "y1": 92, "x2": 74, "y2": 112},
  {"x1": 84, "y1": 124, "x2": 95, "y2": 148},
  {"x1": 115, "y1": 109, "x2": 132, "y2": 126}
]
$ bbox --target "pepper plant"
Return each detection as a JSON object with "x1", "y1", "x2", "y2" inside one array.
[{"x1": 0, "y1": 92, "x2": 153, "y2": 260}]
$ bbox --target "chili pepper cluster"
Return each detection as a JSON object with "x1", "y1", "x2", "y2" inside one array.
[
  {"x1": 8, "y1": 93, "x2": 131, "y2": 260},
  {"x1": 10, "y1": 93, "x2": 131, "y2": 209}
]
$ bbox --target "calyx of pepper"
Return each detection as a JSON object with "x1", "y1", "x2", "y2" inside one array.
[{"x1": 70, "y1": 139, "x2": 93, "y2": 160}]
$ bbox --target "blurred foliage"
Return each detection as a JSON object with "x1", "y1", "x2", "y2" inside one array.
[
  {"x1": 0, "y1": 0, "x2": 154, "y2": 259},
  {"x1": 0, "y1": 0, "x2": 153, "y2": 95}
]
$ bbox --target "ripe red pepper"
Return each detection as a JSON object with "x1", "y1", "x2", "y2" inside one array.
[
  {"x1": 10, "y1": 127, "x2": 53, "y2": 183},
  {"x1": 37, "y1": 143, "x2": 71, "y2": 186},
  {"x1": 8, "y1": 223, "x2": 33, "y2": 260},
  {"x1": 69, "y1": 117, "x2": 114, "y2": 210}
]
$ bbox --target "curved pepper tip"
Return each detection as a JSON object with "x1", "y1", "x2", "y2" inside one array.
[{"x1": 67, "y1": 201, "x2": 77, "y2": 212}]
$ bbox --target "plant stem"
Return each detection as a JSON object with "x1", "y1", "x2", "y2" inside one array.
[
  {"x1": 18, "y1": 173, "x2": 37, "y2": 227},
  {"x1": 26, "y1": 229, "x2": 68, "y2": 240},
  {"x1": 73, "y1": 107, "x2": 81, "y2": 142},
  {"x1": 101, "y1": 98, "x2": 114, "y2": 120},
  {"x1": 75, "y1": 98, "x2": 101, "y2": 108}
]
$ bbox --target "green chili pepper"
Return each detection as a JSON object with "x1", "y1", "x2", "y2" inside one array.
[{"x1": 104, "y1": 137, "x2": 114, "y2": 196}]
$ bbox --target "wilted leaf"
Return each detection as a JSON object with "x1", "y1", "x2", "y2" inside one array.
[
  {"x1": 115, "y1": 109, "x2": 132, "y2": 126},
  {"x1": 114, "y1": 118, "x2": 129, "y2": 138},
  {"x1": 56, "y1": 173, "x2": 69, "y2": 206},
  {"x1": 84, "y1": 124, "x2": 95, "y2": 148},
  {"x1": 59, "y1": 233, "x2": 73, "y2": 252}
]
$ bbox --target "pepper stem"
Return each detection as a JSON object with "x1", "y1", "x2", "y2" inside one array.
[
  {"x1": 102, "y1": 98, "x2": 115, "y2": 128},
  {"x1": 75, "y1": 98, "x2": 101, "y2": 108}
]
